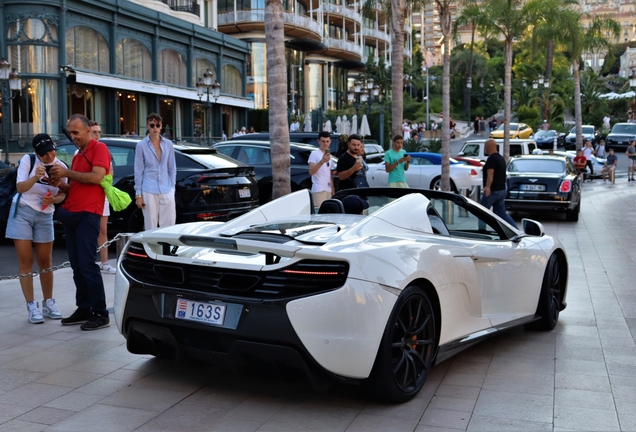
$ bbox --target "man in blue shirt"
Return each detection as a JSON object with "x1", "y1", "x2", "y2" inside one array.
[
  {"x1": 134, "y1": 113, "x2": 177, "y2": 231},
  {"x1": 384, "y1": 135, "x2": 411, "y2": 187},
  {"x1": 601, "y1": 147, "x2": 617, "y2": 183}
]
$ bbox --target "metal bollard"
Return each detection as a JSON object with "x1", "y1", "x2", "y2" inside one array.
[{"x1": 116, "y1": 233, "x2": 135, "y2": 258}]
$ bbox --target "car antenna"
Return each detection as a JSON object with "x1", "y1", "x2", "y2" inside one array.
[{"x1": 62, "y1": 127, "x2": 93, "y2": 166}]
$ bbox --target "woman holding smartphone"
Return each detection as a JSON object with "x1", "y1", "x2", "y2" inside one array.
[{"x1": 5, "y1": 134, "x2": 68, "y2": 324}]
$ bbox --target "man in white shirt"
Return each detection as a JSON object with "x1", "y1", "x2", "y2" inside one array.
[
  {"x1": 603, "y1": 114, "x2": 611, "y2": 130},
  {"x1": 308, "y1": 131, "x2": 335, "y2": 211},
  {"x1": 290, "y1": 118, "x2": 300, "y2": 132}
]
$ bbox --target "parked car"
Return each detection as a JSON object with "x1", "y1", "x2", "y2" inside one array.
[
  {"x1": 113, "y1": 187, "x2": 568, "y2": 402},
  {"x1": 364, "y1": 143, "x2": 385, "y2": 164},
  {"x1": 605, "y1": 123, "x2": 636, "y2": 150},
  {"x1": 505, "y1": 154, "x2": 582, "y2": 221},
  {"x1": 534, "y1": 130, "x2": 565, "y2": 149},
  {"x1": 54, "y1": 138, "x2": 259, "y2": 233},
  {"x1": 540, "y1": 150, "x2": 605, "y2": 179},
  {"x1": 457, "y1": 139, "x2": 538, "y2": 162},
  {"x1": 489, "y1": 122, "x2": 534, "y2": 139},
  {"x1": 452, "y1": 156, "x2": 485, "y2": 167},
  {"x1": 214, "y1": 140, "x2": 330, "y2": 204},
  {"x1": 366, "y1": 152, "x2": 481, "y2": 191},
  {"x1": 564, "y1": 125, "x2": 600, "y2": 149},
  {"x1": 233, "y1": 132, "x2": 342, "y2": 155}
]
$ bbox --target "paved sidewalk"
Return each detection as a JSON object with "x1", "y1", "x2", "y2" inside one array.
[{"x1": 1, "y1": 180, "x2": 636, "y2": 431}]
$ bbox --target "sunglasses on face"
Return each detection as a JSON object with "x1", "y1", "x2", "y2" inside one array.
[{"x1": 148, "y1": 123, "x2": 162, "y2": 129}]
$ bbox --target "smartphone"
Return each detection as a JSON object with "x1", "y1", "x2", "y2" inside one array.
[
  {"x1": 44, "y1": 165, "x2": 53, "y2": 177},
  {"x1": 324, "y1": 149, "x2": 330, "y2": 155}
]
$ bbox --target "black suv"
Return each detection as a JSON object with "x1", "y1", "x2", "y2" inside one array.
[
  {"x1": 214, "y1": 140, "x2": 331, "y2": 204},
  {"x1": 233, "y1": 132, "x2": 342, "y2": 155},
  {"x1": 55, "y1": 138, "x2": 259, "y2": 233},
  {"x1": 605, "y1": 123, "x2": 636, "y2": 150},
  {"x1": 564, "y1": 125, "x2": 600, "y2": 149}
]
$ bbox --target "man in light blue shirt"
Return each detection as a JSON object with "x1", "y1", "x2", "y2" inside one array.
[{"x1": 134, "y1": 113, "x2": 177, "y2": 230}]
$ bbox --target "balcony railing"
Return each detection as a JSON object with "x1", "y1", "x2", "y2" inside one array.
[
  {"x1": 160, "y1": 0, "x2": 199, "y2": 15},
  {"x1": 322, "y1": 3, "x2": 361, "y2": 21},
  {"x1": 363, "y1": 27, "x2": 390, "y2": 43},
  {"x1": 218, "y1": 9, "x2": 321, "y2": 36},
  {"x1": 323, "y1": 37, "x2": 362, "y2": 56}
]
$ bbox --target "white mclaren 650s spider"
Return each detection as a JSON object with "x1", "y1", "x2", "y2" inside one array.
[{"x1": 113, "y1": 187, "x2": 568, "y2": 403}]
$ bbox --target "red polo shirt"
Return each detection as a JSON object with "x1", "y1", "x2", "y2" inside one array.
[{"x1": 62, "y1": 139, "x2": 110, "y2": 215}]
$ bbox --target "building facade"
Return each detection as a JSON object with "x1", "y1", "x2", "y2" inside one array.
[
  {"x1": 216, "y1": 0, "x2": 412, "y2": 115},
  {"x1": 0, "y1": 0, "x2": 253, "y2": 159}
]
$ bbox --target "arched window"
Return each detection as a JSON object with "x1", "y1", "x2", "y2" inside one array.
[
  {"x1": 222, "y1": 64, "x2": 242, "y2": 96},
  {"x1": 7, "y1": 17, "x2": 59, "y2": 74},
  {"x1": 116, "y1": 38, "x2": 152, "y2": 80},
  {"x1": 66, "y1": 26, "x2": 109, "y2": 73},
  {"x1": 158, "y1": 49, "x2": 187, "y2": 87},
  {"x1": 192, "y1": 58, "x2": 216, "y2": 87}
]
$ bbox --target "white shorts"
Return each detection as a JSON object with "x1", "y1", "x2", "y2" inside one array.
[{"x1": 103, "y1": 197, "x2": 110, "y2": 217}]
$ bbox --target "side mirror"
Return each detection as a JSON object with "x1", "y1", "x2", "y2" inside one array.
[
  {"x1": 457, "y1": 151, "x2": 465, "y2": 156},
  {"x1": 522, "y1": 218, "x2": 545, "y2": 237}
]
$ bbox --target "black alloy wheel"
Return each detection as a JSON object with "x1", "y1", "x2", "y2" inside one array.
[
  {"x1": 370, "y1": 286, "x2": 437, "y2": 403},
  {"x1": 534, "y1": 254, "x2": 564, "y2": 330}
]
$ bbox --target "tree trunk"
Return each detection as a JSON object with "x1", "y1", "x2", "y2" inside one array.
[
  {"x1": 265, "y1": 0, "x2": 291, "y2": 200},
  {"x1": 390, "y1": 0, "x2": 406, "y2": 138},
  {"x1": 503, "y1": 39, "x2": 513, "y2": 161},
  {"x1": 573, "y1": 59, "x2": 583, "y2": 150},
  {"x1": 440, "y1": 4, "x2": 452, "y2": 191}
]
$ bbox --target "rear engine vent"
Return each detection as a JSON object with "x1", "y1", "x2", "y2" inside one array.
[{"x1": 121, "y1": 254, "x2": 349, "y2": 300}]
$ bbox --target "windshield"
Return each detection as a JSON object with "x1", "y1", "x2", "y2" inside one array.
[
  {"x1": 508, "y1": 159, "x2": 566, "y2": 173},
  {"x1": 535, "y1": 130, "x2": 555, "y2": 137},
  {"x1": 497, "y1": 123, "x2": 519, "y2": 131},
  {"x1": 611, "y1": 124, "x2": 636, "y2": 134}
]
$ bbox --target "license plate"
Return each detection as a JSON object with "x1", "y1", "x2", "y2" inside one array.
[
  {"x1": 521, "y1": 184, "x2": 545, "y2": 191},
  {"x1": 175, "y1": 299, "x2": 226, "y2": 325},
  {"x1": 239, "y1": 189, "x2": 251, "y2": 198}
]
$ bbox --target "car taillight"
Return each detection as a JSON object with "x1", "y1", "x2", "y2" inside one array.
[
  {"x1": 470, "y1": 169, "x2": 478, "y2": 176},
  {"x1": 560, "y1": 180, "x2": 572, "y2": 193},
  {"x1": 196, "y1": 212, "x2": 228, "y2": 220}
]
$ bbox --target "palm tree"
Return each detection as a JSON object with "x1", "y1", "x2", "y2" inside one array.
[
  {"x1": 389, "y1": 0, "x2": 408, "y2": 138},
  {"x1": 524, "y1": 0, "x2": 577, "y2": 120},
  {"x1": 562, "y1": 12, "x2": 620, "y2": 149},
  {"x1": 435, "y1": 0, "x2": 454, "y2": 191},
  {"x1": 265, "y1": 0, "x2": 291, "y2": 200},
  {"x1": 469, "y1": 0, "x2": 528, "y2": 160},
  {"x1": 454, "y1": 4, "x2": 482, "y2": 123}
]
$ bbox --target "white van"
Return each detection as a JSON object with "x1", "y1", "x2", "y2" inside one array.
[{"x1": 457, "y1": 139, "x2": 538, "y2": 162}]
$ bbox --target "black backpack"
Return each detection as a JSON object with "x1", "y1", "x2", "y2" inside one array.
[{"x1": 0, "y1": 154, "x2": 36, "y2": 222}]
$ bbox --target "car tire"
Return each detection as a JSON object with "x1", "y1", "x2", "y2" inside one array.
[
  {"x1": 431, "y1": 177, "x2": 458, "y2": 193},
  {"x1": 532, "y1": 254, "x2": 565, "y2": 330},
  {"x1": 368, "y1": 285, "x2": 437, "y2": 403},
  {"x1": 565, "y1": 201, "x2": 580, "y2": 222}
]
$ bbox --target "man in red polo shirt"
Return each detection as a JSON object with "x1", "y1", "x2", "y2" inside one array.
[{"x1": 49, "y1": 114, "x2": 111, "y2": 331}]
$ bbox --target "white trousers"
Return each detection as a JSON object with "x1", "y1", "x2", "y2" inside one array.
[{"x1": 142, "y1": 190, "x2": 176, "y2": 231}]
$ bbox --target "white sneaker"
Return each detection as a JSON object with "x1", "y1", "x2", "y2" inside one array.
[
  {"x1": 100, "y1": 263, "x2": 116, "y2": 274},
  {"x1": 27, "y1": 301, "x2": 44, "y2": 324},
  {"x1": 42, "y1": 298, "x2": 63, "y2": 319}
]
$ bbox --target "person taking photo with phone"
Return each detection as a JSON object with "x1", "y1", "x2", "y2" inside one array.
[{"x1": 308, "y1": 131, "x2": 335, "y2": 210}]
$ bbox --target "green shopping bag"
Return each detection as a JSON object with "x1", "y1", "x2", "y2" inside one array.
[{"x1": 100, "y1": 174, "x2": 132, "y2": 212}]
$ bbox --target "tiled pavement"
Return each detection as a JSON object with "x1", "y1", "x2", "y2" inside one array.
[{"x1": 1, "y1": 179, "x2": 636, "y2": 431}]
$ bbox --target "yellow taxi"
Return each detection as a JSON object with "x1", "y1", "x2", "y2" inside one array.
[{"x1": 489, "y1": 122, "x2": 534, "y2": 139}]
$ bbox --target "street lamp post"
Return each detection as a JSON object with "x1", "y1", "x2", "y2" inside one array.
[
  {"x1": 423, "y1": 66, "x2": 429, "y2": 130},
  {"x1": 195, "y1": 69, "x2": 221, "y2": 146},
  {"x1": 629, "y1": 68, "x2": 636, "y2": 114},
  {"x1": 348, "y1": 78, "x2": 383, "y2": 146},
  {"x1": 533, "y1": 75, "x2": 550, "y2": 122},
  {"x1": 0, "y1": 59, "x2": 21, "y2": 165},
  {"x1": 290, "y1": 64, "x2": 302, "y2": 120},
  {"x1": 466, "y1": 77, "x2": 472, "y2": 129}
]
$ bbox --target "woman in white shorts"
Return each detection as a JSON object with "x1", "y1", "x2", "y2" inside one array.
[{"x1": 6, "y1": 134, "x2": 68, "y2": 324}]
